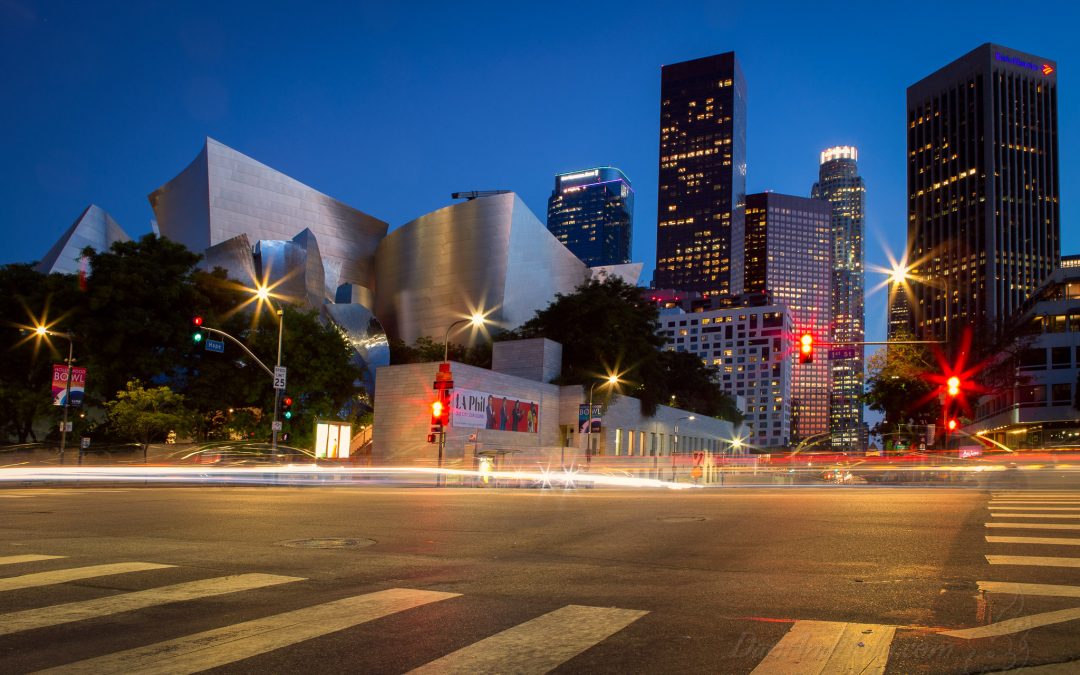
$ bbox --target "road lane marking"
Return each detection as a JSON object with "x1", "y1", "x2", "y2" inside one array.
[
  {"x1": 986, "y1": 535, "x2": 1080, "y2": 546},
  {"x1": 408, "y1": 604, "x2": 648, "y2": 674},
  {"x1": 0, "y1": 573, "x2": 303, "y2": 636},
  {"x1": 748, "y1": 620, "x2": 895, "y2": 675},
  {"x1": 0, "y1": 555, "x2": 65, "y2": 566},
  {"x1": 988, "y1": 506, "x2": 1080, "y2": 511},
  {"x1": 978, "y1": 581, "x2": 1080, "y2": 598},
  {"x1": 991, "y1": 513, "x2": 1080, "y2": 519},
  {"x1": 987, "y1": 523, "x2": 1080, "y2": 530},
  {"x1": 36, "y1": 588, "x2": 459, "y2": 674},
  {"x1": 990, "y1": 501, "x2": 1080, "y2": 505},
  {"x1": 987, "y1": 555, "x2": 1080, "y2": 568},
  {"x1": 0, "y1": 563, "x2": 174, "y2": 592},
  {"x1": 940, "y1": 607, "x2": 1080, "y2": 639}
]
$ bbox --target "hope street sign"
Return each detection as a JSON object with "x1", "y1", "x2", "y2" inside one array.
[{"x1": 205, "y1": 338, "x2": 225, "y2": 353}]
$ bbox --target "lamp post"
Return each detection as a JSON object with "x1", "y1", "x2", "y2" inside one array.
[
  {"x1": 443, "y1": 313, "x2": 486, "y2": 363},
  {"x1": 586, "y1": 374, "x2": 620, "y2": 466},
  {"x1": 35, "y1": 327, "x2": 76, "y2": 464},
  {"x1": 255, "y1": 286, "x2": 285, "y2": 455},
  {"x1": 671, "y1": 415, "x2": 695, "y2": 482}
]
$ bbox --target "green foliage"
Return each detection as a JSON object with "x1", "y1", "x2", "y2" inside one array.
[
  {"x1": 503, "y1": 276, "x2": 741, "y2": 422},
  {"x1": 864, "y1": 337, "x2": 941, "y2": 437},
  {"x1": 105, "y1": 380, "x2": 188, "y2": 459},
  {"x1": 389, "y1": 335, "x2": 492, "y2": 368}
]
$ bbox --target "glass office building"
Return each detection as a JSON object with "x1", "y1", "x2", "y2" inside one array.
[
  {"x1": 812, "y1": 146, "x2": 866, "y2": 448},
  {"x1": 654, "y1": 51, "x2": 747, "y2": 297},
  {"x1": 546, "y1": 167, "x2": 633, "y2": 266}
]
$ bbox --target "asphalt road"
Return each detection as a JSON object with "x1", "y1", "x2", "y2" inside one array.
[{"x1": 1, "y1": 484, "x2": 1079, "y2": 673}]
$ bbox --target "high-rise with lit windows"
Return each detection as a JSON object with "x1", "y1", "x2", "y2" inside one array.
[
  {"x1": 654, "y1": 51, "x2": 747, "y2": 297},
  {"x1": 546, "y1": 167, "x2": 633, "y2": 266},
  {"x1": 811, "y1": 146, "x2": 866, "y2": 448},
  {"x1": 907, "y1": 43, "x2": 1059, "y2": 345},
  {"x1": 743, "y1": 192, "x2": 832, "y2": 442}
]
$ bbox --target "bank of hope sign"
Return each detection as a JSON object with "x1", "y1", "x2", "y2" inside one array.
[{"x1": 450, "y1": 388, "x2": 539, "y2": 434}]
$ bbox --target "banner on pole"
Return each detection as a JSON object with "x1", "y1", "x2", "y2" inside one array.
[{"x1": 52, "y1": 365, "x2": 86, "y2": 407}]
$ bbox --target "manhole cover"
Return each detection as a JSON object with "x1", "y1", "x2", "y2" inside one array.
[
  {"x1": 657, "y1": 516, "x2": 707, "y2": 523},
  {"x1": 277, "y1": 538, "x2": 375, "y2": 549}
]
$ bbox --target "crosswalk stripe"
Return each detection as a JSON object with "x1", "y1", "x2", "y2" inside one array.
[
  {"x1": 0, "y1": 563, "x2": 173, "y2": 592},
  {"x1": 408, "y1": 604, "x2": 648, "y2": 674},
  {"x1": 36, "y1": 588, "x2": 459, "y2": 674},
  {"x1": 987, "y1": 555, "x2": 1080, "y2": 568},
  {"x1": 986, "y1": 535, "x2": 1080, "y2": 546},
  {"x1": 990, "y1": 513, "x2": 1080, "y2": 519},
  {"x1": 978, "y1": 581, "x2": 1080, "y2": 598},
  {"x1": 988, "y1": 506, "x2": 1080, "y2": 511},
  {"x1": 0, "y1": 555, "x2": 65, "y2": 566},
  {"x1": 987, "y1": 523, "x2": 1080, "y2": 530},
  {"x1": 940, "y1": 607, "x2": 1080, "y2": 639},
  {"x1": 0, "y1": 573, "x2": 303, "y2": 636},
  {"x1": 748, "y1": 620, "x2": 895, "y2": 675}
]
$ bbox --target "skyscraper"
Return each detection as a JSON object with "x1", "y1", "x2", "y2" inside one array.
[
  {"x1": 811, "y1": 146, "x2": 866, "y2": 448},
  {"x1": 743, "y1": 192, "x2": 832, "y2": 442},
  {"x1": 546, "y1": 167, "x2": 634, "y2": 266},
  {"x1": 654, "y1": 52, "x2": 747, "y2": 297},
  {"x1": 887, "y1": 280, "x2": 913, "y2": 340},
  {"x1": 907, "y1": 44, "x2": 1059, "y2": 345}
]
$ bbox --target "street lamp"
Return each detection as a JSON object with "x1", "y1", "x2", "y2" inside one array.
[
  {"x1": 585, "y1": 374, "x2": 620, "y2": 465},
  {"x1": 253, "y1": 284, "x2": 285, "y2": 454},
  {"x1": 443, "y1": 313, "x2": 487, "y2": 362},
  {"x1": 32, "y1": 326, "x2": 76, "y2": 464},
  {"x1": 671, "y1": 415, "x2": 695, "y2": 482}
]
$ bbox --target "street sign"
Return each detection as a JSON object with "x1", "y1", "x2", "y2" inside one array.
[
  {"x1": 273, "y1": 366, "x2": 287, "y2": 390},
  {"x1": 271, "y1": 421, "x2": 283, "y2": 431},
  {"x1": 59, "y1": 421, "x2": 72, "y2": 432},
  {"x1": 80, "y1": 437, "x2": 91, "y2": 449},
  {"x1": 828, "y1": 347, "x2": 857, "y2": 360},
  {"x1": 205, "y1": 339, "x2": 225, "y2": 353}
]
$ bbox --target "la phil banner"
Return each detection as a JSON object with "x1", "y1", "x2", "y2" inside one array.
[
  {"x1": 52, "y1": 364, "x2": 87, "y2": 407},
  {"x1": 451, "y1": 388, "x2": 538, "y2": 433}
]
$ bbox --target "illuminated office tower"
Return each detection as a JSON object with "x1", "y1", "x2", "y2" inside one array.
[
  {"x1": 888, "y1": 280, "x2": 913, "y2": 340},
  {"x1": 812, "y1": 146, "x2": 866, "y2": 448},
  {"x1": 546, "y1": 167, "x2": 633, "y2": 266},
  {"x1": 907, "y1": 44, "x2": 1059, "y2": 344},
  {"x1": 654, "y1": 51, "x2": 747, "y2": 296},
  {"x1": 743, "y1": 192, "x2": 832, "y2": 442}
]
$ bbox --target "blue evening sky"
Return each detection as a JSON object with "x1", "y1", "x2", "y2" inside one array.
[{"x1": 2, "y1": 0, "x2": 1078, "y2": 351}]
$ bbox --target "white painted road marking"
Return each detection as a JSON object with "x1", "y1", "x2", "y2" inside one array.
[
  {"x1": 0, "y1": 573, "x2": 303, "y2": 636},
  {"x1": 990, "y1": 513, "x2": 1080, "y2": 519},
  {"x1": 36, "y1": 588, "x2": 459, "y2": 674},
  {"x1": 749, "y1": 620, "x2": 895, "y2": 675},
  {"x1": 986, "y1": 535, "x2": 1080, "y2": 546},
  {"x1": 0, "y1": 562, "x2": 173, "y2": 592},
  {"x1": 978, "y1": 581, "x2": 1080, "y2": 598},
  {"x1": 988, "y1": 506, "x2": 1080, "y2": 511},
  {"x1": 940, "y1": 607, "x2": 1080, "y2": 639},
  {"x1": 0, "y1": 555, "x2": 65, "y2": 566},
  {"x1": 408, "y1": 604, "x2": 648, "y2": 674},
  {"x1": 987, "y1": 523, "x2": 1080, "y2": 530},
  {"x1": 990, "y1": 501, "x2": 1080, "y2": 506},
  {"x1": 987, "y1": 555, "x2": 1080, "y2": 568}
]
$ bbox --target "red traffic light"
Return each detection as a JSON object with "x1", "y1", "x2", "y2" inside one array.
[
  {"x1": 192, "y1": 316, "x2": 204, "y2": 327},
  {"x1": 947, "y1": 418, "x2": 958, "y2": 431},
  {"x1": 946, "y1": 376, "x2": 961, "y2": 397},
  {"x1": 799, "y1": 333, "x2": 814, "y2": 364},
  {"x1": 282, "y1": 397, "x2": 293, "y2": 407}
]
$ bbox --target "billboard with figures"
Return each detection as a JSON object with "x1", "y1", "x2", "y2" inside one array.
[{"x1": 451, "y1": 388, "x2": 538, "y2": 433}]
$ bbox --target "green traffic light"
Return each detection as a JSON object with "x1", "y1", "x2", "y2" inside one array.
[
  {"x1": 192, "y1": 332, "x2": 203, "y2": 343},
  {"x1": 283, "y1": 411, "x2": 292, "y2": 420}
]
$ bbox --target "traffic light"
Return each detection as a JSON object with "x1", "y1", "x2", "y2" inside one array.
[
  {"x1": 282, "y1": 396, "x2": 293, "y2": 420},
  {"x1": 799, "y1": 333, "x2": 814, "y2": 364},
  {"x1": 428, "y1": 399, "x2": 444, "y2": 443},
  {"x1": 192, "y1": 316, "x2": 204, "y2": 343},
  {"x1": 947, "y1": 418, "x2": 958, "y2": 432},
  {"x1": 946, "y1": 376, "x2": 961, "y2": 398}
]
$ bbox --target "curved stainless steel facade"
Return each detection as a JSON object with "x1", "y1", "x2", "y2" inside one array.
[
  {"x1": 37, "y1": 204, "x2": 130, "y2": 275},
  {"x1": 374, "y1": 193, "x2": 591, "y2": 344},
  {"x1": 148, "y1": 138, "x2": 388, "y2": 292}
]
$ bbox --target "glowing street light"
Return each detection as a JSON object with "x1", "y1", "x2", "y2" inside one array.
[
  {"x1": 250, "y1": 283, "x2": 286, "y2": 454},
  {"x1": 442, "y1": 313, "x2": 487, "y2": 363},
  {"x1": 671, "y1": 415, "x2": 695, "y2": 482},
  {"x1": 585, "y1": 373, "x2": 621, "y2": 465}
]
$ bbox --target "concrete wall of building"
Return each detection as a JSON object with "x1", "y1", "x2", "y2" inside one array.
[{"x1": 491, "y1": 338, "x2": 562, "y2": 383}]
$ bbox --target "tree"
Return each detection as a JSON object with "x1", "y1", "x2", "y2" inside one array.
[
  {"x1": 388, "y1": 336, "x2": 492, "y2": 368},
  {"x1": 106, "y1": 380, "x2": 188, "y2": 461},
  {"x1": 864, "y1": 337, "x2": 941, "y2": 445},
  {"x1": 503, "y1": 276, "x2": 741, "y2": 422}
]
